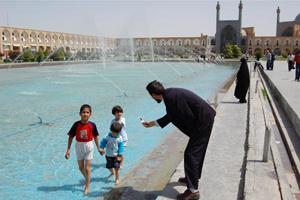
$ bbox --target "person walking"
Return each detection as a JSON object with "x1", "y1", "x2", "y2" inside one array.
[
  {"x1": 293, "y1": 51, "x2": 300, "y2": 82},
  {"x1": 266, "y1": 50, "x2": 271, "y2": 70},
  {"x1": 287, "y1": 53, "x2": 294, "y2": 71},
  {"x1": 234, "y1": 58, "x2": 250, "y2": 103},
  {"x1": 141, "y1": 81, "x2": 216, "y2": 200}
]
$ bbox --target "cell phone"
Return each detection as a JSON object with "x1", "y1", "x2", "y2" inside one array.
[{"x1": 139, "y1": 117, "x2": 144, "y2": 123}]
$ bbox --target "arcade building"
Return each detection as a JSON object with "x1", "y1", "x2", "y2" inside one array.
[{"x1": 1, "y1": 1, "x2": 300, "y2": 57}]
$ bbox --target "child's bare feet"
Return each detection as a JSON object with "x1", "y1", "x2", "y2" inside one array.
[
  {"x1": 84, "y1": 187, "x2": 89, "y2": 195},
  {"x1": 115, "y1": 179, "x2": 119, "y2": 185},
  {"x1": 108, "y1": 173, "x2": 114, "y2": 178}
]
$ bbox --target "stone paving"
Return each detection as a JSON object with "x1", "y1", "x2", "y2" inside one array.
[{"x1": 157, "y1": 61, "x2": 300, "y2": 200}]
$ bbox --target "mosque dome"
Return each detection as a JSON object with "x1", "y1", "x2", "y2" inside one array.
[{"x1": 295, "y1": 13, "x2": 300, "y2": 22}]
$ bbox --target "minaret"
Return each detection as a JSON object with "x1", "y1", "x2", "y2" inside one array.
[
  {"x1": 216, "y1": 1, "x2": 221, "y2": 53},
  {"x1": 238, "y1": 0, "x2": 243, "y2": 46},
  {"x1": 276, "y1": 7, "x2": 280, "y2": 36}
]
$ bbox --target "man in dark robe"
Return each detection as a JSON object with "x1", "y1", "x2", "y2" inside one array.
[
  {"x1": 142, "y1": 81, "x2": 216, "y2": 200},
  {"x1": 234, "y1": 58, "x2": 250, "y2": 103}
]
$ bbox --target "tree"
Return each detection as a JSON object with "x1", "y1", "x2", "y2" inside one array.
[
  {"x1": 254, "y1": 50, "x2": 263, "y2": 60},
  {"x1": 224, "y1": 43, "x2": 233, "y2": 58},
  {"x1": 44, "y1": 48, "x2": 50, "y2": 58},
  {"x1": 232, "y1": 45, "x2": 242, "y2": 58},
  {"x1": 183, "y1": 44, "x2": 191, "y2": 58},
  {"x1": 281, "y1": 51, "x2": 288, "y2": 58},
  {"x1": 8, "y1": 50, "x2": 19, "y2": 61},
  {"x1": 37, "y1": 47, "x2": 44, "y2": 59},
  {"x1": 22, "y1": 48, "x2": 34, "y2": 62}
]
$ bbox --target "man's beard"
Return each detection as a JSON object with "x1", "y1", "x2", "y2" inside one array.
[{"x1": 155, "y1": 99, "x2": 162, "y2": 103}]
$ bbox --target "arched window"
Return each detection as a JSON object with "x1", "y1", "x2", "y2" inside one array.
[{"x1": 211, "y1": 39, "x2": 216, "y2": 45}]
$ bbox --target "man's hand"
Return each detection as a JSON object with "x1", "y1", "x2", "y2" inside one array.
[
  {"x1": 65, "y1": 150, "x2": 70, "y2": 159},
  {"x1": 99, "y1": 148, "x2": 105, "y2": 156},
  {"x1": 142, "y1": 121, "x2": 155, "y2": 128}
]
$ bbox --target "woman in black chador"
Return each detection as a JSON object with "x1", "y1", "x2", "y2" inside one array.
[{"x1": 234, "y1": 58, "x2": 250, "y2": 103}]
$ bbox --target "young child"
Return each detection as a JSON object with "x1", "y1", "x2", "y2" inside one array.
[
  {"x1": 111, "y1": 105, "x2": 127, "y2": 169},
  {"x1": 99, "y1": 123, "x2": 124, "y2": 185},
  {"x1": 65, "y1": 104, "x2": 100, "y2": 195}
]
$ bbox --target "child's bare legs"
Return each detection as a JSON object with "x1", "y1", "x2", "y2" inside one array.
[
  {"x1": 108, "y1": 168, "x2": 114, "y2": 178},
  {"x1": 78, "y1": 160, "x2": 87, "y2": 186},
  {"x1": 84, "y1": 160, "x2": 92, "y2": 195},
  {"x1": 115, "y1": 168, "x2": 120, "y2": 184}
]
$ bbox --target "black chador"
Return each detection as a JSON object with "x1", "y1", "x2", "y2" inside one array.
[
  {"x1": 234, "y1": 58, "x2": 250, "y2": 103},
  {"x1": 157, "y1": 88, "x2": 216, "y2": 191}
]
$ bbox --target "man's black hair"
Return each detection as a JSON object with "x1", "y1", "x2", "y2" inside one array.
[
  {"x1": 80, "y1": 104, "x2": 92, "y2": 113},
  {"x1": 146, "y1": 80, "x2": 165, "y2": 95},
  {"x1": 112, "y1": 105, "x2": 123, "y2": 115},
  {"x1": 110, "y1": 123, "x2": 122, "y2": 133}
]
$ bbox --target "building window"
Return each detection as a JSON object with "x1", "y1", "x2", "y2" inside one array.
[
  {"x1": 249, "y1": 40, "x2": 252, "y2": 46},
  {"x1": 179, "y1": 41, "x2": 181, "y2": 46}
]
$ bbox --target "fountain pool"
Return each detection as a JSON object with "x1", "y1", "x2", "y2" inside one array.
[{"x1": 0, "y1": 61, "x2": 238, "y2": 199}]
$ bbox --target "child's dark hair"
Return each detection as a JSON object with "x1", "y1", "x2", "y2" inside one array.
[
  {"x1": 112, "y1": 105, "x2": 123, "y2": 115},
  {"x1": 110, "y1": 123, "x2": 122, "y2": 133},
  {"x1": 80, "y1": 104, "x2": 92, "y2": 113}
]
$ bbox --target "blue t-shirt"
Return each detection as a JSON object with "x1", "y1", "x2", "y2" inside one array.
[{"x1": 100, "y1": 132, "x2": 124, "y2": 157}]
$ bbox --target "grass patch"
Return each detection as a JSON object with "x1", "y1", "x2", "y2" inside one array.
[{"x1": 261, "y1": 89, "x2": 267, "y2": 99}]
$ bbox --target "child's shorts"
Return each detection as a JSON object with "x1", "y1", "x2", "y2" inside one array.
[
  {"x1": 106, "y1": 156, "x2": 121, "y2": 169},
  {"x1": 75, "y1": 141, "x2": 93, "y2": 160}
]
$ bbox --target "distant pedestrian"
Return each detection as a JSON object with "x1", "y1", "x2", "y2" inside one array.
[
  {"x1": 270, "y1": 52, "x2": 275, "y2": 70},
  {"x1": 37, "y1": 55, "x2": 42, "y2": 63},
  {"x1": 293, "y1": 51, "x2": 300, "y2": 82},
  {"x1": 234, "y1": 58, "x2": 250, "y2": 103},
  {"x1": 266, "y1": 51, "x2": 271, "y2": 70},
  {"x1": 287, "y1": 53, "x2": 294, "y2": 71}
]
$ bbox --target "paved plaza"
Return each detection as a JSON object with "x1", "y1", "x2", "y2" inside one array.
[{"x1": 157, "y1": 61, "x2": 300, "y2": 200}]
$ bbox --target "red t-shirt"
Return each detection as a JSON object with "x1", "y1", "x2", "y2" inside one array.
[{"x1": 68, "y1": 121, "x2": 99, "y2": 142}]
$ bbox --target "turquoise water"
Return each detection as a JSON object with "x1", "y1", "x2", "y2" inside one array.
[{"x1": 0, "y1": 62, "x2": 238, "y2": 199}]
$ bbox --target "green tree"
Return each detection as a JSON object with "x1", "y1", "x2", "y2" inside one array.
[
  {"x1": 232, "y1": 45, "x2": 242, "y2": 58},
  {"x1": 281, "y1": 51, "x2": 288, "y2": 58},
  {"x1": 183, "y1": 44, "x2": 191, "y2": 58},
  {"x1": 37, "y1": 47, "x2": 44, "y2": 59},
  {"x1": 224, "y1": 43, "x2": 233, "y2": 58},
  {"x1": 44, "y1": 48, "x2": 50, "y2": 58},
  {"x1": 254, "y1": 50, "x2": 263, "y2": 60},
  {"x1": 22, "y1": 48, "x2": 34, "y2": 62}
]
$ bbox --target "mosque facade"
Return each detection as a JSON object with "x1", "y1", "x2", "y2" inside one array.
[{"x1": 1, "y1": 1, "x2": 300, "y2": 57}]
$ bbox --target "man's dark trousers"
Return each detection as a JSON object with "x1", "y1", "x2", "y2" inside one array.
[{"x1": 184, "y1": 123, "x2": 214, "y2": 190}]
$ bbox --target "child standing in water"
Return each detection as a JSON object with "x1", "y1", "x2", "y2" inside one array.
[
  {"x1": 65, "y1": 104, "x2": 100, "y2": 195},
  {"x1": 110, "y1": 105, "x2": 128, "y2": 169},
  {"x1": 99, "y1": 123, "x2": 124, "y2": 184}
]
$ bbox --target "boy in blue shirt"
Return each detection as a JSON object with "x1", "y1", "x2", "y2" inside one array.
[{"x1": 99, "y1": 123, "x2": 124, "y2": 185}]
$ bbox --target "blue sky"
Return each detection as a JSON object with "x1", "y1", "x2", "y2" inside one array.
[{"x1": 0, "y1": 0, "x2": 299, "y2": 38}]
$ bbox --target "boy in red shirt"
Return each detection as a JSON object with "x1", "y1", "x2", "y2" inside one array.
[{"x1": 65, "y1": 104, "x2": 101, "y2": 195}]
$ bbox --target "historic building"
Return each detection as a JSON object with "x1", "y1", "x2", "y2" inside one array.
[
  {"x1": 116, "y1": 34, "x2": 215, "y2": 57},
  {"x1": 0, "y1": 26, "x2": 116, "y2": 56},
  {"x1": 1, "y1": 1, "x2": 300, "y2": 58}
]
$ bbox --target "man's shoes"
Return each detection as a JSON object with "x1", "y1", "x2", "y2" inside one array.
[
  {"x1": 178, "y1": 177, "x2": 186, "y2": 183},
  {"x1": 176, "y1": 189, "x2": 200, "y2": 200}
]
